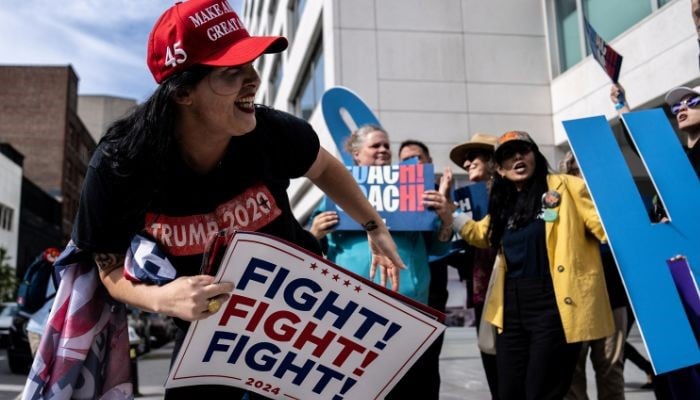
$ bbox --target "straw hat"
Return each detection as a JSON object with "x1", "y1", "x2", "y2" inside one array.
[{"x1": 449, "y1": 133, "x2": 498, "y2": 170}]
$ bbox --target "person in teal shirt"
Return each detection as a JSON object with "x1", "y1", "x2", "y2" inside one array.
[
  {"x1": 309, "y1": 124, "x2": 453, "y2": 304},
  {"x1": 309, "y1": 124, "x2": 452, "y2": 399}
]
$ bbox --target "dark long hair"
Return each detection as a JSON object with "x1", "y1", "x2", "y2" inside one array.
[
  {"x1": 487, "y1": 148, "x2": 551, "y2": 246},
  {"x1": 94, "y1": 65, "x2": 213, "y2": 226},
  {"x1": 99, "y1": 65, "x2": 213, "y2": 179}
]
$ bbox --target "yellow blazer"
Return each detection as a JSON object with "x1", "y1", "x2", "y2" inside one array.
[{"x1": 458, "y1": 174, "x2": 615, "y2": 343}]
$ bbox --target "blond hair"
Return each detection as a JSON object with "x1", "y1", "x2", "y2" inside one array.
[{"x1": 344, "y1": 124, "x2": 387, "y2": 156}]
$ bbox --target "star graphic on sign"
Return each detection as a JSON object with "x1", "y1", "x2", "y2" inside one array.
[
  {"x1": 354, "y1": 285, "x2": 362, "y2": 293},
  {"x1": 343, "y1": 280, "x2": 351, "y2": 287},
  {"x1": 257, "y1": 197, "x2": 270, "y2": 209},
  {"x1": 309, "y1": 262, "x2": 318, "y2": 270},
  {"x1": 332, "y1": 274, "x2": 340, "y2": 281},
  {"x1": 321, "y1": 268, "x2": 329, "y2": 276}
]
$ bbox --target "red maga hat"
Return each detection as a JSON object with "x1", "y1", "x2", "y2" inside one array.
[{"x1": 147, "y1": 0, "x2": 288, "y2": 83}]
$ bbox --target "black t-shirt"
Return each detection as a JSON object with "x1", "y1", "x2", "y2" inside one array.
[
  {"x1": 502, "y1": 192, "x2": 550, "y2": 279},
  {"x1": 72, "y1": 106, "x2": 322, "y2": 277}
]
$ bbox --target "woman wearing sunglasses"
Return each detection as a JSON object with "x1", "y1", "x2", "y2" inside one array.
[
  {"x1": 69, "y1": 1, "x2": 406, "y2": 399},
  {"x1": 452, "y1": 131, "x2": 614, "y2": 400},
  {"x1": 664, "y1": 85, "x2": 700, "y2": 176},
  {"x1": 448, "y1": 133, "x2": 500, "y2": 398},
  {"x1": 611, "y1": 83, "x2": 700, "y2": 214}
]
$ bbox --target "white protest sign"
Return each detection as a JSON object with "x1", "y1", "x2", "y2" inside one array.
[{"x1": 165, "y1": 231, "x2": 445, "y2": 399}]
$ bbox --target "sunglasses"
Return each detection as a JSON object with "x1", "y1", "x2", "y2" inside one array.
[
  {"x1": 496, "y1": 142, "x2": 533, "y2": 162},
  {"x1": 671, "y1": 95, "x2": 700, "y2": 115},
  {"x1": 464, "y1": 150, "x2": 491, "y2": 162}
]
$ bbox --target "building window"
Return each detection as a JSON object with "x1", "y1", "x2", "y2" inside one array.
[
  {"x1": 293, "y1": 40, "x2": 324, "y2": 120},
  {"x1": 552, "y1": 0, "x2": 670, "y2": 76},
  {"x1": 268, "y1": 0, "x2": 278, "y2": 19},
  {"x1": 256, "y1": 53, "x2": 266, "y2": 77},
  {"x1": 266, "y1": 0, "x2": 278, "y2": 35},
  {"x1": 269, "y1": 56, "x2": 283, "y2": 106},
  {"x1": 0, "y1": 203, "x2": 13, "y2": 231},
  {"x1": 554, "y1": 0, "x2": 581, "y2": 72},
  {"x1": 288, "y1": 0, "x2": 307, "y2": 41}
]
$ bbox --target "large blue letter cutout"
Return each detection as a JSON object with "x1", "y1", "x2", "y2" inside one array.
[
  {"x1": 564, "y1": 109, "x2": 700, "y2": 374},
  {"x1": 321, "y1": 87, "x2": 381, "y2": 165}
]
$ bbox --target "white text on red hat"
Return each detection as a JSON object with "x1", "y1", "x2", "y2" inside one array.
[{"x1": 187, "y1": 1, "x2": 245, "y2": 42}]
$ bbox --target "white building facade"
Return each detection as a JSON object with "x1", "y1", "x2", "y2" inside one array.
[
  {"x1": 242, "y1": 0, "x2": 696, "y2": 220},
  {"x1": 0, "y1": 151, "x2": 22, "y2": 269}
]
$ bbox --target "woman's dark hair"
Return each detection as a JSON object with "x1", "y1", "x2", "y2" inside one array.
[
  {"x1": 99, "y1": 65, "x2": 214, "y2": 178},
  {"x1": 94, "y1": 65, "x2": 213, "y2": 226},
  {"x1": 487, "y1": 147, "x2": 551, "y2": 246}
]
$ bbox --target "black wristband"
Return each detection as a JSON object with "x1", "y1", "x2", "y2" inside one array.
[{"x1": 362, "y1": 220, "x2": 379, "y2": 232}]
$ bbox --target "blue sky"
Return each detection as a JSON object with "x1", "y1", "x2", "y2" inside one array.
[{"x1": 0, "y1": 0, "x2": 243, "y2": 102}]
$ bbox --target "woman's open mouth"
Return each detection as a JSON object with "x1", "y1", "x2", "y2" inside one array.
[
  {"x1": 235, "y1": 96, "x2": 255, "y2": 113},
  {"x1": 513, "y1": 161, "x2": 527, "y2": 173}
]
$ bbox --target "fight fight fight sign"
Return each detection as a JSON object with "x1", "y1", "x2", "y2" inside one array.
[{"x1": 165, "y1": 232, "x2": 445, "y2": 399}]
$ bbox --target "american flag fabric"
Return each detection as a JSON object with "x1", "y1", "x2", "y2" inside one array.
[
  {"x1": 22, "y1": 235, "x2": 177, "y2": 400},
  {"x1": 124, "y1": 234, "x2": 176, "y2": 285}
]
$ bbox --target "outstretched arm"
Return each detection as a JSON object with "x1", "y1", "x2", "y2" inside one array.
[{"x1": 305, "y1": 147, "x2": 406, "y2": 290}]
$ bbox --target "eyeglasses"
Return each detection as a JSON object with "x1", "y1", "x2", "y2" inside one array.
[
  {"x1": 671, "y1": 95, "x2": 700, "y2": 115},
  {"x1": 464, "y1": 150, "x2": 491, "y2": 162},
  {"x1": 207, "y1": 66, "x2": 252, "y2": 96}
]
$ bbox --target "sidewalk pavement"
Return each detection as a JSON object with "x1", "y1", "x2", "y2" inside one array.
[
  {"x1": 439, "y1": 324, "x2": 655, "y2": 399},
  {"x1": 135, "y1": 324, "x2": 656, "y2": 399}
]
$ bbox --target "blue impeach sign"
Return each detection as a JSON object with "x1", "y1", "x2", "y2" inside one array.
[
  {"x1": 321, "y1": 87, "x2": 437, "y2": 231},
  {"x1": 453, "y1": 182, "x2": 489, "y2": 221},
  {"x1": 324, "y1": 164, "x2": 437, "y2": 231},
  {"x1": 564, "y1": 109, "x2": 700, "y2": 374}
]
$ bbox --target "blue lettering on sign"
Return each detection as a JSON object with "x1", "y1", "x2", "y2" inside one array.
[
  {"x1": 283, "y1": 278, "x2": 323, "y2": 312},
  {"x1": 563, "y1": 108, "x2": 700, "y2": 374},
  {"x1": 273, "y1": 351, "x2": 316, "y2": 384},
  {"x1": 245, "y1": 341, "x2": 281, "y2": 371},
  {"x1": 312, "y1": 291, "x2": 359, "y2": 329},
  {"x1": 203, "y1": 331, "x2": 238, "y2": 362},
  {"x1": 232, "y1": 259, "x2": 397, "y2": 338}
]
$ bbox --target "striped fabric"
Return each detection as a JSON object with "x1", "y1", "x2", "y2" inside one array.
[{"x1": 22, "y1": 235, "x2": 177, "y2": 400}]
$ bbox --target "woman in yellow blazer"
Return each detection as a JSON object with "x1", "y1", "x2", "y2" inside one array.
[{"x1": 453, "y1": 131, "x2": 614, "y2": 400}]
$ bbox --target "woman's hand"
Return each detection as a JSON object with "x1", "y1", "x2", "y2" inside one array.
[
  {"x1": 438, "y1": 167, "x2": 453, "y2": 197},
  {"x1": 423, "y1": 189, "x2": 453, "y2": 226},
  {"x1": 309, "y1": 211, "x2": 339, "y2": 239},
  {"x1": 367, "y1": 227, "x2": 406, "y2": 291},
  {"x1": 610, "y1": 83, "x2": 630, "y2": 113},
  {"x1": 155, "y1": 275, "x2": 234, "y2": 321}
]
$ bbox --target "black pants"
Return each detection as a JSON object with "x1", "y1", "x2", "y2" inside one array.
[
  {"x1": 385, "y1": 332, "x2": 443, "y2": 400},
  {"x1": 497, "y1": 278, "x2": 581, "y2": 400}
]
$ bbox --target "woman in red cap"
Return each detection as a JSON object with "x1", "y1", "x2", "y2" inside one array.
[
  {"x1": 453, "y1": 131, "x2": 614, "y2": 400},
  {"x1": 71, "y1": 1, "x2": 405, "y2": 399}
]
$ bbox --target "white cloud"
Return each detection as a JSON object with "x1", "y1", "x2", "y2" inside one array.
[{"x1": 0, "y1": 0, "x2": 245, "y2": 101}]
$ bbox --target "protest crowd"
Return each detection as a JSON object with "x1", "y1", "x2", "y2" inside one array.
[{"x1": 13, "y1": 0, "x2": 700, "y2": 399}]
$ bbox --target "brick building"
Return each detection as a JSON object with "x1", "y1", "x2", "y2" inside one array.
[{"x1": 0, "y1": 65, "x2": 96, "y2": 244}]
